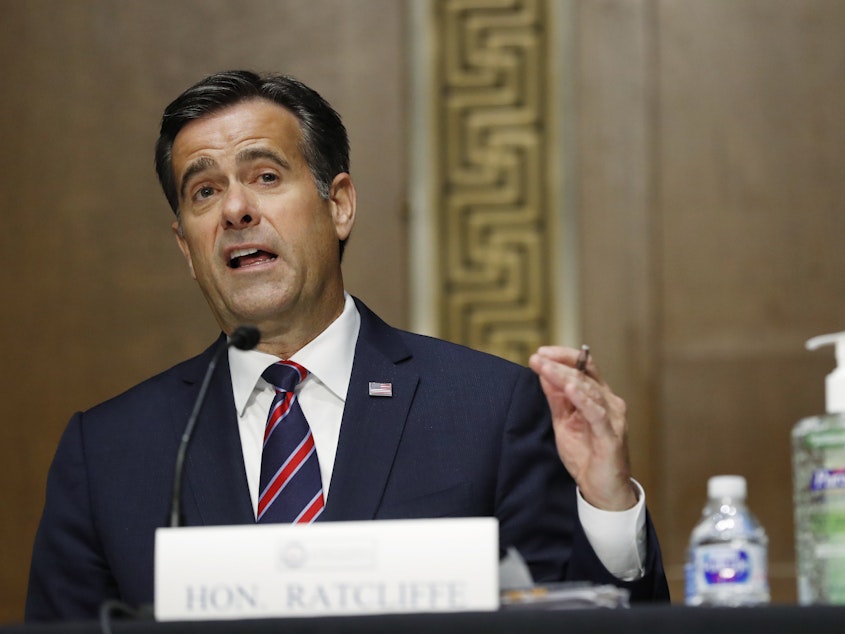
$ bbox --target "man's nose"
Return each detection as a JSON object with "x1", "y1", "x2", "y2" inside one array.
[{"x1": 221, "y1": 183, "x2": 260, "y2": 228}]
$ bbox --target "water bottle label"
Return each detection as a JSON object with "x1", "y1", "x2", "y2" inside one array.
[
  {"x1": 690, "y1": 543, "x2": 767, "y2": 591},
  {"x1": 704, "y1": 548, "x2": 750, "y2": 583}
]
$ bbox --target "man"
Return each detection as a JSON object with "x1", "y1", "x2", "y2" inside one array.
[{"x1": 26, "y1": 71, "x2": 669, "y2": 621}]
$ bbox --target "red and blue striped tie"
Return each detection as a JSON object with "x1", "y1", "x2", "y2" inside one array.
[{"x1": 257, "y1": 361, "x2": 324, "y2": 523}]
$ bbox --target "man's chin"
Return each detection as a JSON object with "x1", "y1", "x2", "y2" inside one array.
[{"x1": 215, "y1": 294, "x2": 297, "y2": 331}]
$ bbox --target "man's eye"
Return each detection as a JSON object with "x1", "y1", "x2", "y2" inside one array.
[
  {"x1": 195, "y1": 186, "x2": 215, "y2": 200},
  {"x1": 259, "y1": 173, "x2": 278, "y2": 184}
]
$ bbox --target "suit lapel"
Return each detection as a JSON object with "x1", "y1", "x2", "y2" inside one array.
[
  {"x1": 170, "y1": 301, "x2": 417, "y2": 525},
  {"x1": 172, "y1": 336, "x2": 255, "y2": 526},
  {"x1": 321, "y1": 300, "x2": 419, "y2": 521}
]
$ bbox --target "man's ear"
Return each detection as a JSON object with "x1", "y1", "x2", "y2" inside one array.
[
  {"x1": 329, "y1": 173, "x2": 356, "y2": 241},
  {"x1": 172, "y1": 220, "x2": 196, "y2": 280}
]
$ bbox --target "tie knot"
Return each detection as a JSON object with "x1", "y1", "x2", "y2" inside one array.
[{"x1": 262, "y1": 361, "x2": 308, "y2": 393}]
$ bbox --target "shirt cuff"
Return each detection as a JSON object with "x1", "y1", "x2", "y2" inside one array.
[{"x1": 576, "y1": 478, "x2": 647, "y2": 581}]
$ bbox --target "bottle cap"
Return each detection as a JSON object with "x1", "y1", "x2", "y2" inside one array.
[
  {"x1": 806, "y1": 332, "x2": 845, "y2": 414},
  {"x1": 707, "y1": 475, "x2": 747, "y2": 500}
]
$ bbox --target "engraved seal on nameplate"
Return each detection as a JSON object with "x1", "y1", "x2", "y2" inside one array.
[
  {"x1": 280, "y1": 542, "x2": 307, "y2": 569},
  {"x1": 276, "y1": 537, "x2": 377, "y2": 572}
]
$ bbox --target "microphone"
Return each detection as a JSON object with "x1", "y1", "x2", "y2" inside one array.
[{"x1": 168, "y1": 325, "x2": 260, "y2": 527}]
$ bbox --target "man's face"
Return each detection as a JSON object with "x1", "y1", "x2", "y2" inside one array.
[{"x1": 171, "y1": 98, "x2": 355, "y2": 343}]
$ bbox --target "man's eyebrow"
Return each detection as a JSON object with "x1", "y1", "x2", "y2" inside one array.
[
  {"x1": 236, "y1": 147, "x2": 291, "y2": 170},
  {"x1": 178, "y1": 149, "x2": 291, "y2": 201},
  {"x1": 179, "y1": 156, "x2": 216, "y2": 201}
]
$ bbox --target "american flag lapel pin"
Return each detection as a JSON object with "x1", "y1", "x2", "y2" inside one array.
[{"x1": 368, "y1": 382, "x2": 393, "y2": 397}]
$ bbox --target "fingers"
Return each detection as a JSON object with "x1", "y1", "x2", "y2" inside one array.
[
  {"x1": 529, "y1": 345, "x2": 604, "y2": 389},
  {"x1": 529, "y1": 345, "x2": 626, "y2": 433},
  {"x1": 532, "y1": 344, "x2": 634, "y2": 511},
  {"x1": 530, "y1": 345, "x2": 581, "y2": 367},
  {"x1": 563, "y1": 380, "x2": 619, "y2": 437},
  {"x1": 529, "y1": 346, "x2": 592, "y2": 416},
  {"x1": 564, "y1": 380, "x2": 605, "y2": 420}
]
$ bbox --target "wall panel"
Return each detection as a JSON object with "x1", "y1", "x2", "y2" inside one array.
[
  {"x1": 6, "y1": 0, "x2": 845, "y2": 619},
  {"x1": 0, "y1": 0, "x2": 406, "y2": 621},
  {"x1": 577, "y1": 0, "x2": 845, "y2": 602}
]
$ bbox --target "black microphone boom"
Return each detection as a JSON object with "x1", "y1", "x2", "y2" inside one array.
[{"x1": 168, "y1": 325, "x2": 260, "y2": 527}]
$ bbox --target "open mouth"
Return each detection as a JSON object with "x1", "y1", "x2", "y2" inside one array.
[{"x1": 228, "y1": 247, "x2": 278, "y2": 269}]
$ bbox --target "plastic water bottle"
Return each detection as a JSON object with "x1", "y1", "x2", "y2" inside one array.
[{"x1": 685, "y1": 475, "x2": 770, "y2": 606}]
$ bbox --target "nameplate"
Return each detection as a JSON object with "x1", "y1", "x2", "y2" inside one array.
[{"x1": 154, "y1": 517, "x2": 499, "y2": 620}]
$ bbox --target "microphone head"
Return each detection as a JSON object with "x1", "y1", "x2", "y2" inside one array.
[{"x1": 229, "y1": 325, "x2": 261, "y2": 351}]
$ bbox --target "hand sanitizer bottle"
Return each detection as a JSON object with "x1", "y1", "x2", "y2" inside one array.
[{"x1": 793, "y1": 332, "x2": 845, "y2": 604}]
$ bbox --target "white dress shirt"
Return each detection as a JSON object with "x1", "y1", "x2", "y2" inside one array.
[{"x1": 228, "y1": 293, "x2": 645, "y2": 580}]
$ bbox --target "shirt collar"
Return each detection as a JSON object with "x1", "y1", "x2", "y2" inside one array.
[{"x1": 228, "y1": 292, "x2": 361, "y2": 416}]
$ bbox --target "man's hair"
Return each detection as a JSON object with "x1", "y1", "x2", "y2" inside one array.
[{"x1": 155, "y1": 70, "x2": 350, "y2": 243}]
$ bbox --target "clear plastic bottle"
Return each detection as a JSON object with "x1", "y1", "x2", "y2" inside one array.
[{"x1": 685, "y1": 475, "x2": 770, "y2": 606}]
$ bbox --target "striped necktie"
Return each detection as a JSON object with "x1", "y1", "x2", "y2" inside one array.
[{"x1": 257, "y1": 361, "x2": 324, "y2": 523}]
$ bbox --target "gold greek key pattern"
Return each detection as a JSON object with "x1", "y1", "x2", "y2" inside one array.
[{"x1": 432, "y1": 0, "x2": 555, "y2": 363}]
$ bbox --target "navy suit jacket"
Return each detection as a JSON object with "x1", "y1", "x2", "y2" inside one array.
[{"x1": 26, "y1": 299, "x2": 669, "y2": 620}]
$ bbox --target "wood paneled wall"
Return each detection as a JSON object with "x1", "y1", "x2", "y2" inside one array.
[
  {"x1": 0, "y1": 0, "x2": 406, "y2": 622},
  {"x1": 576, "y1": 0, "x2": 845, "y2": 601},
  {"x1": 3, "y1": 0, "x2": 845, "y2": 622}
]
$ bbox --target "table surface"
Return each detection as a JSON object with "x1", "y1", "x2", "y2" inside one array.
[{"x1": 5, "y1": 605, "x2": 845, "y2": 634}]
